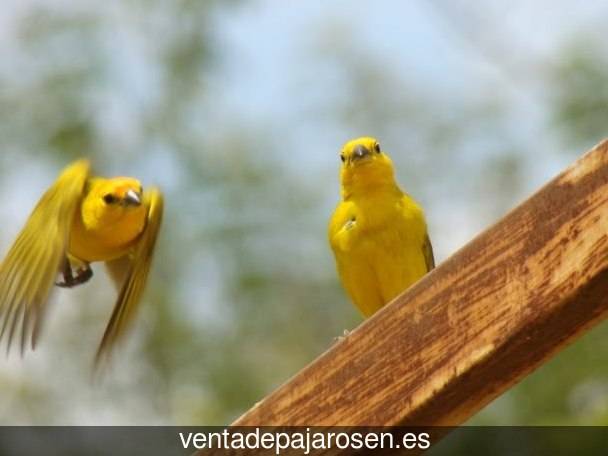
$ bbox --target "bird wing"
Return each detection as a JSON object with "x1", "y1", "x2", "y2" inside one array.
[
  {"x1": 104, "y1": 255, "x2": 131, "y2": 291},
  {"x1": 0, "y1": 159, "x2": 90, "y2": 353},
  {"x1": 95, "y1": 187, "x2": 164, "y2": 364},
  {"x1": 423, "y1": 233, "x2": 435, "y2": 271},
  {"x1": 328, "y1": 201, "x2": 357, "y2": 254}
]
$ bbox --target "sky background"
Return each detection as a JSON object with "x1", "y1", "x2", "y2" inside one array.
[{"x1": 0, "y1": 0, "x2": 608, "y2": 432}]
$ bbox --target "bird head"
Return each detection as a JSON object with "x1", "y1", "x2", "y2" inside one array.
[
  {"x1": 84, "y1": 177, "x2": 146, "y2": 226},
  {"x1": 339, "y1": 136, "x2": 397, "y2": 197},
  {"x1": 98, "y1": 178, "x2": 143, "y2": 209}
]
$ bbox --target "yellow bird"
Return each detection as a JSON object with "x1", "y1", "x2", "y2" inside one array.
[
  {"x1": 329, "y1": 137, "x2": 434, "y2": 317},
  {"x1": 0, "y1": 159, "x2": 163, "y2": 363}
]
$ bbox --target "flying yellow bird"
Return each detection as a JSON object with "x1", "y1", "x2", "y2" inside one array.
[
  {"x1": 329, "y1": 137, "x2": 434, "y2": 317},
  {"x1": 0, "y1": 159, "x2": 163, "y2": 363}
]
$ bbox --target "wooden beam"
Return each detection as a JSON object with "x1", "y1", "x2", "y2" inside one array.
[{"x1": 232, "y1": 140, "x2": 608, "y2": 428}]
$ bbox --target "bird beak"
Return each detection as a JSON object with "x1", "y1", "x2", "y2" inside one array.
[
  {"x1": 123, "y1": 189, "x2": 142, "y2": 207},
  {"x1": 351, "y1": 144, "x2": 370, "y2": 162}
]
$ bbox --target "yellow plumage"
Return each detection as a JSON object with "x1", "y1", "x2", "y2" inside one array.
[
  {"x1": 0, "y1": 159, "x2": 163, "y2": 363},
  {"x1": 329, "y1": 137, "x2": 434, "y2": 317}
]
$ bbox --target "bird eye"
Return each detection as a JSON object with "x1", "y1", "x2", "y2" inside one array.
[
  {"x1": 340, "y1": 154, "x2": 345, "y2": 163},
  {"x1": 374, "y1": 143, "x2": 381, "y2": 153},
  {"x1": 103, "y1": 194, "x2": 116, "y2": 204}
]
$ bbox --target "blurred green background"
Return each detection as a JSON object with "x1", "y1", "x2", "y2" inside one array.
[{"x1": 0, "y1": 0, "x2": 607, "y2": 428}]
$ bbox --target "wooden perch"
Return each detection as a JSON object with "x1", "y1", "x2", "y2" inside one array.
[{"x1": 233, "y1": 140, "x2": 608, "y2": 428}]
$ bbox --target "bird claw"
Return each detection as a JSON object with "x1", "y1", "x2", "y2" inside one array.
[
  {"x1": 333, "y1": 329, "x2": 351, "y2": 343},
  {"x1": 56, "y1": 265, "x2": 93, "y2": 288}
]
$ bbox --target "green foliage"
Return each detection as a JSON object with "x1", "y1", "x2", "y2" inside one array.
[{"x1": 551, "y1": 41, "x2": 608, "y2": 149}]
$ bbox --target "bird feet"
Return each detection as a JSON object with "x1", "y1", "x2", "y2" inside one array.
[
  {"x1": 333, "y1": 329, "x2": 351, "y2": 343},
  {"x1": 56, "y1": 260, "x2": 93, "y2": 288}
]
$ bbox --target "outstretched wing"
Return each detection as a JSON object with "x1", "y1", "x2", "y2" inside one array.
[
  {"x1": 0, "y1": 160, "x2": 90, "y2": 353},
  {"x1": 104, "y1": 255, "x2": 131, "y2": 291},
  {"x1": 423, "y1": 233, "x2": 435, "y2": 272},
  {"x1": 95, "y1": 187, "x2": 164, "y2": 364}
]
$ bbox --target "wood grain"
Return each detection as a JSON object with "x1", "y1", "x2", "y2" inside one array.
[{"x1": 230, "y1": 140, "x2": 608, "y2": 430}]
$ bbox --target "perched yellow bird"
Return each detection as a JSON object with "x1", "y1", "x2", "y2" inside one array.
[
  {"x1": 329, "y1": 137, "x2": 434, "y2": 317},
  {"x1": 0, "y1": 159, "x2": 163, "y2": 363}
]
